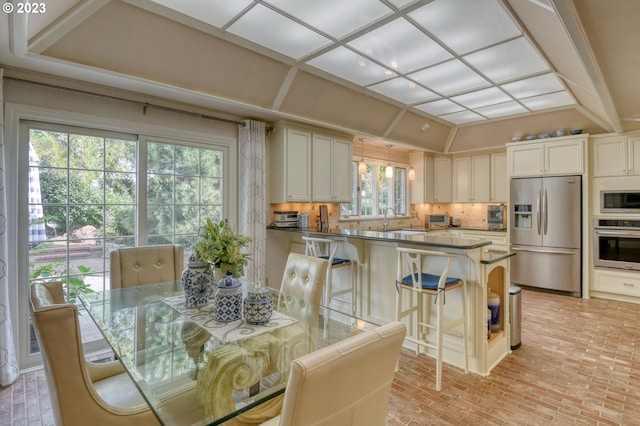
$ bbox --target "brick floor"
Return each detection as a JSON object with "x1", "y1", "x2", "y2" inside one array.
[{"x1": 3, "y1": 289, "x2": 640, "y2": 425}]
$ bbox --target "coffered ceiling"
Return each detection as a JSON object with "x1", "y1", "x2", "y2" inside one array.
[{"x1": 1, "y1": 0, "x2": 639, "y2": 152}]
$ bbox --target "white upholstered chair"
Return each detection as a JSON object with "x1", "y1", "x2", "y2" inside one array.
[
  {"x1": 109, "y1": 244, "x2": 184, "y2": 289},
  {"x1": 260, "y1": 321, "x2": 406, "y2": 426},
  {"x1": 396, "y1": 246, "x2": 469, "y2": 391},
  {"x1": 29, "y1": 281, "x2": 160, "y2": 426}
]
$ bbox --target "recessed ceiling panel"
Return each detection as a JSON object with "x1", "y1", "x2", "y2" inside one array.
[
  {"x1": 501, "y1": 73, "x2": 564, "y2": 98},
  {"x1": 369, "y1": 77, "x2": 440, "y2": 104},
  {"x1": 408, "y1": 59, "x2": 489, "y2": 96},
  {"x1": 450, "y1": 87, "x2": 511, "y2": 109},
  {"x1": 264, "y1": 0, "x2": 392, "y2": 39},
  {"x1": 308, "y1": 47, "x2": 397, "y2": 86},
  {"x1": 464, "y1": 37, "x2": 549, "y2": 83},
  {"x1": 520, "y1": 91, "x2": 574, "y2": 110},
  {"x1": 347, "y1": 18, "x2": 452, "y2": 73},
  {"x1": 415, "y1": 99, "x2": 465, "y2": 116},
  {"x1": 475, "y1": 101, "x2": 528, "y2": 118},
  {"x1": 409, "y1": 0, "x2": 521, "y2": 55},
  {"x1": 439, "y1": 110, "x2": 486, "y2": 124},
  {"x1": 151, "y1": 0, "x2": 252, "y2": 28},
  {"x1": 227, "y1": 4, "x2": 331, "y2": 59}
]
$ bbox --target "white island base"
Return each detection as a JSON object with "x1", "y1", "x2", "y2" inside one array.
[{"x1": 266, "y1": 228, "x2": 514, "y2": 377}]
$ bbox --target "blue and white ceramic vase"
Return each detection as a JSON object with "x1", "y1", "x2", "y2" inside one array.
[
  {"x1": 182, "y1": 261, "x2": 214, "y2": 308},
  {"x1": 243, "y1": 284, "x2": 273, "y2": 325},
  {"x1": 213, "y1": 270, "x2": 243, "y2": 322}
]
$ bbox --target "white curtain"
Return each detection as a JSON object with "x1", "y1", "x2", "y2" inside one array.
[
  {"x1": 0, "y1": 70, "x2": 19, "y2": 385},
  {"x1": 238, "y1": 120, "x2": 267, "y2": 285}
]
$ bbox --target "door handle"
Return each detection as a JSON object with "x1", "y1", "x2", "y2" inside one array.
[
  {"x1": 536, "y1": 189, "x2": 541, "y2": 235},
  {"x1": 511, "y1": 247, "x2": 576, "y2": 255}
]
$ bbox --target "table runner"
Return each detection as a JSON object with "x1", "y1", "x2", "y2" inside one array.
[{"x1": 162, "y1": 295, "x2": 297, "y2": 343}]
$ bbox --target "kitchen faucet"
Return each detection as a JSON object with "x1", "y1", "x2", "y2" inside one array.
[{"x1": 382, "y1": 207, "x2": 396, "y2": 231}]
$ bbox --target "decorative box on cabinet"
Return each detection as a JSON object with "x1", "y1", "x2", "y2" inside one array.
[{"x1": 507, "y1": 138, "x2": 585, "y2": 177}]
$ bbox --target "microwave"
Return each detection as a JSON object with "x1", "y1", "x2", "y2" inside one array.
[
  {"x1": 601, "y1": 190, "x2": 640, "y2": 213},
  {"x1": 427, "y1": 214, "x2": 449, "y2": 228},
  {"x1": 487, "y1": 204, "x2": 506, "y2": 230}
]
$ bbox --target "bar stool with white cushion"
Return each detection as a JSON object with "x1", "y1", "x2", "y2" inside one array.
[
  {"x1": 302, "y1": 236, "x2": 357, "y2": 315},
  {"x1": 395, "y1": 246, "x2": 469, "y2": 391}
]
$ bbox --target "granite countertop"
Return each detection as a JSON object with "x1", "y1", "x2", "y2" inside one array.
[{"x1": 267, "y1": 226, "x2": 492, "y2": 250}]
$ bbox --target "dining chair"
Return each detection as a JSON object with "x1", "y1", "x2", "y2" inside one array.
[
  {"x1": 259, "y1": 321, "x2": 406, "y2": 426},
  {"x1": 29, "y1": 281, "x2": 160, "y2": 426},
  {"x1": 109, "y1": 244, "x2": 184, "y2": 289},
  {"x1": 396, "y1": 246, "x2": 469, "y2": 391},
  {"x1": 278, "y1": 252, "x2": 328, "y2": 307}
]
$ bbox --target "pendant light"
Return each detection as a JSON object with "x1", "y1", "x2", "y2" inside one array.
[
  {"x1": 385, "y1": 144, "x2": 394, "y2": 179},
  {"x1": 358, "y1": 138, "x2": 367, "y2": 176},
  {"x1": 408, "y1": 150, "x2": 416, "y2": 181}
]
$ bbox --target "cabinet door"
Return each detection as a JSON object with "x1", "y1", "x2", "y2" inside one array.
[
  {"x1": 593, "y1": 137, "x2": 626, "y2": 176},
  {"x1": 628, "y1": 137, "x2": 640, "y2": 175},
  {"x1": 491, "y1": 152, "x2": 507, "y2": 202},
  {"x1": 545, "y1": 139, "x2": 584, "y2": 175},
  {"x1": 509, "y1": 145, "x2": 543, "y2": 177},
  {"x1": 331, "y1": 139, "x2": 352, "y2": 202},
  {"x1": 453, "y1": 157, "x2": 471, "y2": 202},
  {"x1": 286, "y1": 129, "x2": 312, "y2": 202},
  {"x1": 311, "y1": 134, "x2": 333, "y2": 201},
  {"x1": 472, "y1": 155, "x2": 491, "y2": 202},
  {"x1": 433, "y1": 157, "x2": 452, "y2": 202}
]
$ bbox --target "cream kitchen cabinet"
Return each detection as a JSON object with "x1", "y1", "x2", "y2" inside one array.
[
  {"x1": 507, "y1": 138, "x2": 585, "y2": 177},
  {"x1": 453, "y1": 155, "x2": 490, "y2": 202},
  {"x1": 311, "y1": 135, "x2": 352, "y2": 202},
  {"x1": 490, "y1": 152, "x2": 508, "y2": 202},
  {"x1": 410, "y1": 152, "x2": 434, "y2": 203},
  {"x1": 269, "y1": 126, "x2": 312, "y2": 203},
  {"x1": 592, "y1": 135, "x2": 640, "y2": 177},
  {"x1": 593, "y1": 269, "x2": 640, "y2": 298},
  {"x1": 461, "y1": 230, "x2": 507, "y2": 251},
  {"x1": 433, "y1": 157, "x2": 452, "y2": 203}
]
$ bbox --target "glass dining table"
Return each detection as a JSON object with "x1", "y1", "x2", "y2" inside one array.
[{"x1": 79, "y1": 281, "x2": 374, "y2": 425}]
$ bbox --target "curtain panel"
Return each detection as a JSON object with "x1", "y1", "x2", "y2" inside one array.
[
  {"x1": 238, "y1": 120, "x2": 266, "y2": 285},
  {"x1": 0, "y1": 70, "x2": 19, "y2": 385}
]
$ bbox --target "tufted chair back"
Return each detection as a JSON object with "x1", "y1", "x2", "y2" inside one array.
[
  {"x1": 277, "y1": 253, "x2": 328, "y2": 322},
  {"x1": 29, "y1": 281, "x2": 159, "y2": 426},
  {"x1": 260, "y1": 321, "x2": 406, "y2": 426},
  {"x1": 110, "y1": 244, "x2": 184, "y2": 289}
]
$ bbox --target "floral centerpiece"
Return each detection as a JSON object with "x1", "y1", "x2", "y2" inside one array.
[{"x1": 192, "y1": 219, "x2": 252, "y2": 277}]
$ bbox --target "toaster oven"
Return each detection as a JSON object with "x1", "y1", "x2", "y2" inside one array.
[{"x1": 427, "y1": 214, "x2": 450, "y2": 228}]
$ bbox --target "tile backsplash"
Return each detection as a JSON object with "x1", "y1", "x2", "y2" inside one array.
[{"x1": 270, "y1": 202, "x2": 506, "y2": 231}]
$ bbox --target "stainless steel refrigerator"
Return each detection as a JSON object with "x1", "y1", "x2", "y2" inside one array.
[{"x1": 510, "y1": 176, "x2": 581, "y2": 296}]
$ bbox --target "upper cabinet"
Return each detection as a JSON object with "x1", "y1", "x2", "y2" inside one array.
[
  {"x1": 269, "y1": 122, "x2": 352, "y2": 204},
  {"x1": 433, "y1": 157, "x2": 452, "y2": 203},
  {"x1": 269, "y1": 126, "x2": 312, "y2": 203},
  {"x1": 453, "y1": 155, "x2": 490, "y2": 202},
  {"x1": 410, "y1": 152, "x2": 434, "y2": 203},
  {"x1": 311, "y1": 135, "x2": 352, "y2": 202},
  {"x1": 592, "y1": 135, "x2": 640, "y2": 177},
  {"x1": 507, "y1": 137, "x2": 585, "y2": 177}
]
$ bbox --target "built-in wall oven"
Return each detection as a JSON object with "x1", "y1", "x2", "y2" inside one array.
[{"x1": 593, "y1": 218, "x2": 640, "y2": 271}]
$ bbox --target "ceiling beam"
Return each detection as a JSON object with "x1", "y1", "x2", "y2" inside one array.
[
  {"x1": 29, "y1": 0, "x2": 111, "y2": 54},
  {"x1": 551, "y1": 0, "x2": 622, "y2": 133}
]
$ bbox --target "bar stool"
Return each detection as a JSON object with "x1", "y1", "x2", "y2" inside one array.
[
  {"x1": 302, "y1": 236, "x2": 357, "y2": 315},
  {"x1": 395, "y1": 246, "x2": 469, "y2": 391}
]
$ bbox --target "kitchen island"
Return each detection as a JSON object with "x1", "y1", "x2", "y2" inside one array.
[{"x1": 266, "y1": 226, "x2": 514, "y2": 376}]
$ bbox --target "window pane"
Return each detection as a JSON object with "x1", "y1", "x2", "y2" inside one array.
[
  {"x1": 69, "y1": 134, "x2": 104, "y2": 170},
  {"x1": 106, "y1": 139, "x2": 136, "y2": 172},
  {"x1": 361, "y1": 164, "x2": 375, "y2": 216},
  {"x1": 378, "y1": 165, "x2": 392, "y2": 213},
  {"x1": 148, "y1": 143, "x2": 174, "y2": 174}
]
